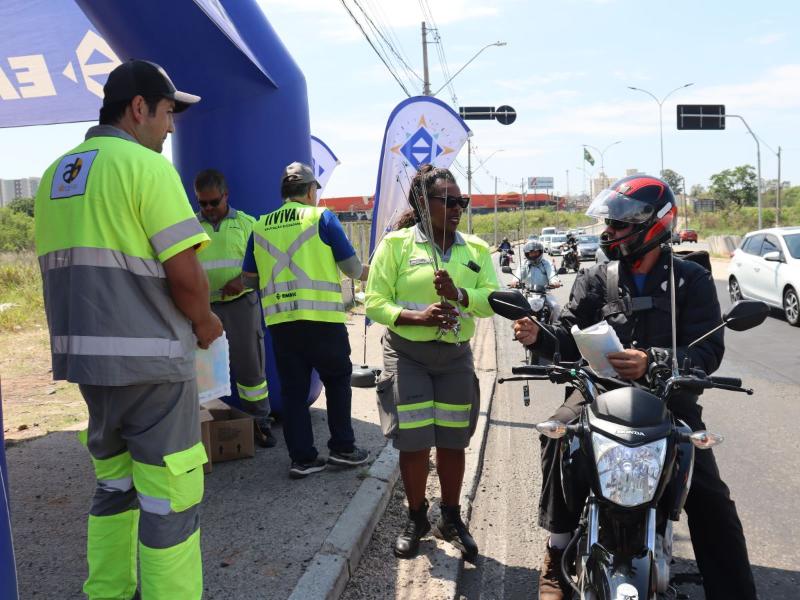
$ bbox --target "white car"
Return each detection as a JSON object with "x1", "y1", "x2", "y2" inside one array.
[
  {"x1": 728, "y1": 226, "x2": 800, "y2": 326},
  {"x1": 547, "y1": 234, "x2": 568, "y2": 256}
]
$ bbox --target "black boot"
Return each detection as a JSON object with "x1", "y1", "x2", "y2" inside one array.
[
  {"x1": 394, "y1": 499, "x2": 431, "y2": 559},
  {"x1": 433, "y1": 503, "x2": 478, "y2": 563}
]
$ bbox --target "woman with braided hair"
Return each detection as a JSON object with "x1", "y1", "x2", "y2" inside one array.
[{"x1": 365, "y1": 164, "x2": 498, "y2": 562}]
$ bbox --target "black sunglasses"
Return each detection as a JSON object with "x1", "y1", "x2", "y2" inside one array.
[
  {"x1": 198, "y1": 197, "x2": 222, "y2": 208},
  {"x1": 605, "y1": 218, "x2": 632, "y2": 230},
  {"x1": 430, "y1": 194, "x2": 470, "y2": 209}
]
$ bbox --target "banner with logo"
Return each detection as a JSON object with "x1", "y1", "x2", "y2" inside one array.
[
  {"x1": 369, "y1": 96, "x2": 471, "y2": 254},
  {"x1": 311, "y1": 135, "x2": 340, "y2": 203},
  {"x1": 0, "y1": 0, "x2": 120, "y2": 128}
]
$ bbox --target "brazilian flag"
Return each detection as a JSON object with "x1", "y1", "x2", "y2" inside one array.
[{"x1": 583, "y1": 148, "x2": 595, "y2": 166}]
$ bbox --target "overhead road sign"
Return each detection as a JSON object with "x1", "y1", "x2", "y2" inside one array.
[
  {"x1": 459, "y1": 105, "x2": 517, "y2": 125},
  {"x1": 677, "y1": 104, "x2": 725, "y2": 130}
]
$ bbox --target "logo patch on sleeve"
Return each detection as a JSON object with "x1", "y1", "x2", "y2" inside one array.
[{"x1": 51, "y1": 150, "x2": 99, "y2": 199}]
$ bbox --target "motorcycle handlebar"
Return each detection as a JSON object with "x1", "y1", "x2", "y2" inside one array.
[
  {"x1": 512, "y1": 365, "x2": 550, "y2": 376},
  {"x1": 710, "y1": 376, "x2": 742, "y2": 387}
]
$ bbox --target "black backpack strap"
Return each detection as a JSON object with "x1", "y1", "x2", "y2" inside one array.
[
  {"x1": 601, "y1": 261, "x2": 627, "y2": 317},
  {"x1": 601, "y1": 260, "x2": 672, "y2": 318}
]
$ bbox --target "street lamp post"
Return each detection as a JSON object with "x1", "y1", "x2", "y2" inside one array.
[
  {"x1": 628, "y1": 83, "x2": 694, "y2": 175},
  {"x1": 583, "y1": 141, "x2": 621, "y2": 194},
  {"x1": 431, "y1": 42, "x2": 507, "y2": 96}
]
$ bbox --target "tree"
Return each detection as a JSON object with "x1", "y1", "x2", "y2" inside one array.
[
  {"x1": 708, "y1": 165, "x2": 757, "y2": 208},
  {"x1": 661, "y1": 169, "x2": 683, "y2": 195},
  {"x1": 7, "y1": 196, "x2": 34, "y2": 217},
  {"x1": 0, "y1": 207, "x2": 35, "y2": 251},
  {"x1": 690, "y1": 184, "x2": 705, "y2": 198}
]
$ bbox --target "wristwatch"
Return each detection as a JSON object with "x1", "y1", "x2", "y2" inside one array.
[{"x1": 456, "y1": 287, "x2": 465, "y2": 304}]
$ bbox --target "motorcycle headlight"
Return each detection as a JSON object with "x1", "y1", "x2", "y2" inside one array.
[
  {"x1": 528, "y1": 296, "x2": 545, "y2": 311},
  {"x1": 591, "y1": 433, "x2": 667, "y2": 507}
]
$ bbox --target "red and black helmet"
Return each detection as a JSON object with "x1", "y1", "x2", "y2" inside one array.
[{"x1": 586, "y1": 174, "x2": 676, "y2": 262}]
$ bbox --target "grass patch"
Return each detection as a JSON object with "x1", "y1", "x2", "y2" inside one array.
[{"x1": 0, "y1": 252, "x2": 44, "y2": 333}]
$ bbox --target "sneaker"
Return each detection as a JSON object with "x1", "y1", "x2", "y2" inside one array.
[
  {"x1": 254, "y1": 417, "x2": 277, "y2": 448},
  {"x1": 327, "y1": 447, "x2": 369, "y2": 467},
  {"x1": 289, "y1": 457, "x2": 327, "y2": 479}
]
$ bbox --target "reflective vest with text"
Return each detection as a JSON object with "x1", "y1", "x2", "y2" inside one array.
[{"x1": 253, "y1": 201, "x2": 345, "y2": 326}]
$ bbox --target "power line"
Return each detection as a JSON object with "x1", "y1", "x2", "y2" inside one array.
[
  {"x1": 355, "y1": 0, "x2": 423, "y2": 85},
  {"x1": 339, "y1": 0, "x2": 411, "y2": 97}
]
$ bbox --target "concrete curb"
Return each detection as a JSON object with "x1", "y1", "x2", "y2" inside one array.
[
  {"x1": 287, "y1": 442, "x2": 400, "y2": 600},
  {"x1": 287, "y1": 317, "x2": 498, "y2": 600}
]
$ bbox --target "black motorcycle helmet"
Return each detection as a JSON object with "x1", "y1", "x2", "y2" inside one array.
[{"x1": 586, "y1": 174, "x2": 676, "y2": 262}]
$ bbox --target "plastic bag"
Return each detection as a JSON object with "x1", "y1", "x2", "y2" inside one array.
[{"x1": 195, "y1": 334, "x2": 231, "y2": 403}]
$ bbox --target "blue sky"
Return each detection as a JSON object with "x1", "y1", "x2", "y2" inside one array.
[{"x1": 1, "y1": 0, "x2": 797, "y2": 200}]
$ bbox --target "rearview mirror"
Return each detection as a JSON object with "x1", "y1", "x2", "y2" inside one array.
[
  {"x1": 501, "y1": 265, "x2": 513, "y2": 274},
  {"x1": 723, "y1": 300, "x2": 769, "y2": 331},
  {"x1": 763, "y1": 251, "x2": 782, "y2": 263},
  {"x1": 488, "y1": 290, "x2": 532, "y2": 320}
]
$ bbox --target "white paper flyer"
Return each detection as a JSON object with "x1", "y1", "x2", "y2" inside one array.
[{"x1": 570, "y1": 321, "x2": 624, "y2": 377}]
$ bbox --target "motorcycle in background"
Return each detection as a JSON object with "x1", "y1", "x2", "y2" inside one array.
[
  {"x1": 499, "y1": 248, "x2": 515, "y2": 267},
  {"x1": 559, "y1": 242, "x2": 580, "y2": 274},
  {"x1": 489, "y1": 288, "x2": 769, "y2": 600},
  {"x1": 501, "y1": 265, "x2": 558, "y2": 365}
]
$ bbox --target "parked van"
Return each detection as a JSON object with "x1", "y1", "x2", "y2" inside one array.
[{"x1": 541, "y1": 227, "x2": 557, "y2": 236}]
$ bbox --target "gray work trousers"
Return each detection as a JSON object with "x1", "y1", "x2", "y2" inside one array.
[{"x1": 211, "y1": 291, "x2": 270, "y2": 418}]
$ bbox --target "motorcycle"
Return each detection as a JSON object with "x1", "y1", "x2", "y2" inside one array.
[
  {"x1": 489, "y1": 289, "x2": 769, "y2": 599},
  {"x1": 499, "y1": 248, "x2": 515, "y2": 267},
  {"x1": 559, "y1": 242, "x2": 580, "y2": 274},
  {"x1": 501, "y1": 265, "x2": 557, "y2": 366}
]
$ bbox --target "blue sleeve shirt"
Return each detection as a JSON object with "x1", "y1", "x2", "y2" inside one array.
[{"x1": 242, "y1": 233, "x2": 257, "y2": 273}]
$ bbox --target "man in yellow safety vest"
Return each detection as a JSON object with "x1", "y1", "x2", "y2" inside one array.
[
  {"x1": 242, "y1": 162, "x2": 370, "y2": 478},
  {"x1": 194, "y1": 169, "x2": 275, "y2": 447},
  {"x1": 34, "y1": 59, "x2": 221, "y2": 599}
]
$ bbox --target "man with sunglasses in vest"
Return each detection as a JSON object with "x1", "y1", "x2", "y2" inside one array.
[
  {"x1": 241, "y1": 162, "x2": 370, "y2": 478},
  {"x1": 195, "y1": 169, "x2": 275, "y2": 448}
]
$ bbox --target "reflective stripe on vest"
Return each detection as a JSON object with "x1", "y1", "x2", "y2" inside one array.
[
  {"x1": 200, "y1": 258, "x2": 243, "y2": 271},
  {"x1": 254, "y1": 226, "x2": 341, "y2": 296},
  {"x1": 149, "y1": 218, "x2": 205, "y2": 257},
  {"x1": 52, "y1": 335, "x2": 184, "y2": 358},
  {"x1": 39, "y1": 247, "x2": 165, "y2": 278},
  {"x1": 263, "y1": 299, "x2": 345, "y2": 317}
]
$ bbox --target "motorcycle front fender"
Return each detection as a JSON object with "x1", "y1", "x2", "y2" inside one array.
[{"x1": 585, "y1": 545, "x2": 655, "y2": 600}]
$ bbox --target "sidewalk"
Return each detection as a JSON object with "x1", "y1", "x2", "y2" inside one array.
[{"x1": 6, "y1": 306, "x2": 496, "y2": 599}]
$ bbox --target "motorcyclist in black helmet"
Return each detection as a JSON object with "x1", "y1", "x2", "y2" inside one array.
[{"x1": 513, "y1": 175, "x2": 758, "y2": 600}]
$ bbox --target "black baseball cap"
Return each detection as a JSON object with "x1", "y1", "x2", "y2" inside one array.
[{"x1": 103, "y1": 59, "x2": 200, "y2": 113}]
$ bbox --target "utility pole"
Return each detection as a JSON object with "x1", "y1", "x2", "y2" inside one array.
[
  {"x1": 421, "y1": 22, "x2": 431, "y2": 95},
  {"x1": 521, "y1": 178, "x2": 527, "y2": 241},
  {"x1": 565, "y1": 169, "x2": 570, "y2": 210},
  {"x1": 466, "y1": 138, "x2": 473, "y2": 233},
  {"x1": 776, "y1": 146, "x2": 782, "y2": 226},
  {"x1": 493, "y1": 176, "x2": 498, "y2": 247}
]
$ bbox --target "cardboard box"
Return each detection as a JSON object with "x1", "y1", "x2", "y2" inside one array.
[{"x1": 199, "y1": 400, "x2": 255, "y2": 474}]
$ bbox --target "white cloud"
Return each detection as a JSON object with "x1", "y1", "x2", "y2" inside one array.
[
  {"x1": 748, "y1": 32, "x2": 785, "y2": 45},
  {"x1": 683, "y1": 64, "x2": 800, "y2": 111}
]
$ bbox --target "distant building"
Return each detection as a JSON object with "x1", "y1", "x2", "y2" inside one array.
[
  {"x1": 0, "y1": 177, "x2": 40, "y2": 207},
  {"x1": 317, "y1": 192, "x2": 567, "y2": 220},
  {"x1": 591, "y1": 173, "x2": 614, "y2": 197}
]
